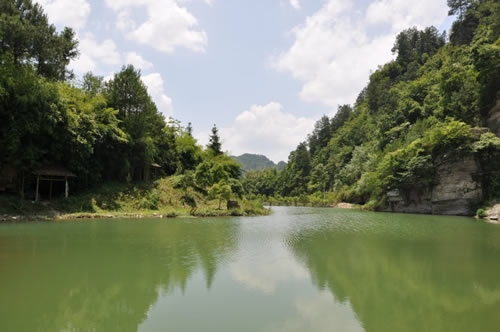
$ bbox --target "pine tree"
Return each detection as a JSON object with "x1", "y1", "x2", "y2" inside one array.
[{"x1": 207, "y1": 124, "x2": 222, "y2": 155}]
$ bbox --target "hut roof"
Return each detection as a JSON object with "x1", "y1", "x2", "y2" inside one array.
[{"x1": 33, "y1": 165, "x2": 76, "y2": 177}]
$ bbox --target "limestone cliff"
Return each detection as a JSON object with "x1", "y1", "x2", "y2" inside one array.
[
  {"x1": 487, "y1": 99, "x2": 500, "y2": 137},
  {"x1": 384, "y1": 156, "x2": 482, "y2": 216}
]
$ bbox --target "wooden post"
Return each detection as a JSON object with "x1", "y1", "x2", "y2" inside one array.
[
  {"x1": 49, "y1": 178, "x2": 53, "y2": 200},
  {"x1": 65, "y1": 176, "x2": 69, "y2": 198},
  {"x1": 35, "y1": 175, "x2": 40, "y2": 202},
  {"x1": 20, "y1": 171, "x2": 25, "y2": 199}
]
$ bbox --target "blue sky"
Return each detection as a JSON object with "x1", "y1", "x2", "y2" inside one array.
[{"x1": 38, "y1": 0, "x2": 453, "y2": 162}]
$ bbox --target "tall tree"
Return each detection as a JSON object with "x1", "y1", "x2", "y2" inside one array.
[
  {"x1": 207, "y1": 124, "x2": 222, "y2": 156},
  {"x1": 392, "y1": 26, "x2": 446, "y2": 76},
  {"x1": 0, "y1": 0, "x2": 78, "y2": 80},
  {"x1": 447, "y1": 0, "x2": 474, "y2": 18},
  {"x1": 104, "y1": 65, "x2": 167, "y2": 181},
  {"x1": 308, "y1": 115, "x2": 331, "y2": 156},
  {"x1": 81, "y1": 72, "x2": 104, "y2": 96}
]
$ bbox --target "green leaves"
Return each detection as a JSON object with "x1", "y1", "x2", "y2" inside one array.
[
  {"x1": 194, "y1": 155, "x2": 242, "y2": 190},
  {"x1": 0, "y1": 0, "x2": 78, "y2": 80},
  {"x1": 207, "y1": 124, "x2": 222, "y2": 156}
]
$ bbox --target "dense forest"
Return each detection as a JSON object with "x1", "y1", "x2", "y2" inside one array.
[
  {"x1": 243, "y1": 0, "x2": 500, "y2": 214},
  {"x1": 1, "y1": 0, "x2": 499, "y2": 216},
  {"x1": 0, "y1": 0, "x2": 246, "y2": 210}
]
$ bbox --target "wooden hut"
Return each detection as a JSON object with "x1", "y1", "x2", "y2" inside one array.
[{"x1": 33, "y1": 166, "x2": 76, "y2": 201}]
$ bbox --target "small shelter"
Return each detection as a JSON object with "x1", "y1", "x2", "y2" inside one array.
[
  {"x1": 33, "y1": 165, "x2": 76, "y2": 201},
  {"x1": 150, "y1": 163, "x2": 162, "y2": 180}
]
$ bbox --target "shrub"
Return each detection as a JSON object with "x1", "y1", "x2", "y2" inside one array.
[{"x1": 476, "y1": 208, "x2": 487, "y2": 218}]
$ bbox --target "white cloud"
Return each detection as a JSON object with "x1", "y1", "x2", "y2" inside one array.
[
  {"x1": 204, "y1": 0, "x2": 214, "y2": 6},
  {"x1": 289, "y1": 0, "x2": 301, "y2": 10},
  {"x1": 230, "y1": 220, "x2": 309, "y2": 294},
  {"x1": 219, "y1": 102, "x2": 315, "y2": 163},
  {"x1": 37, "y1": 0, "x2": 91, "y2": 31},
  {"x1": 366, "y1": 0, "x2": 448, "y2": 32},
  {"x1": 264, "y1": 293, "x2": 363, "y2": 332},
  {"x1": 70, "y1": 33, "x2": 121, "y2": 74},
  {"x1": 105, "y1": 0, "x2": 207, "y2": 53},
  {"x1": 116, "y1": 10, "x2": 136, "y2": 31},
  {"x1": 142, "y1": 73, "x2": 174, "y2": 117},
  {"x1": 126, "y1": 52, "x2": 153, "y2": 71},
  {"x1": 272, "y1": 0, "x2": 448, "y2": 109}
]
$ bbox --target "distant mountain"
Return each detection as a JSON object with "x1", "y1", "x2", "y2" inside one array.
[{"x1": 232, "y1": 154, "x2": 285, "y2": 171}]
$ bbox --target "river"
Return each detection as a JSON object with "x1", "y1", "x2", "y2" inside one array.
[{"x1": 1, "y1": 207, "x2": 500, "y2": 331}]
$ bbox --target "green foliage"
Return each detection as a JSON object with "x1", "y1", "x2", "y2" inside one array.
[
  {"x1": 262, "y1": 2, "x2": 500, "y2": 208},
  {"x1": 279, "y1": 142, "x2": 311, "y2": 197},
  {"x1": 392, "y1": 26, "x2": 446, "y2": 80},
  {"x1": 476, "y1": 208, "x2": 487, "y2": 218},
  {"x1": 207, "y1": 124, "x2": 222, "y2": 156},
  {"x1": 241, "y1": 168, "x2": 279, "y2": 197},
  {"x1": 194, "y1": 154, "x2": 242, "y2": 190},
  {"x1": 1, "y1": 0, "x2": 499, "y2": 213},
  {"x1": 208, "y1": 182, "x2": 232, "y2": 209},
  {"x1": 472, "y1": 132, "x2": 500, "y2": 152},
  {"x1": 447, "y1": 0, "x2": 474, "y2": 18},
  {"x1": 0, "y1": 0, "x2": 78, "y2": 80},
  {"x1": 473, "y1": 132, "x2": 500, "y2": 200}
]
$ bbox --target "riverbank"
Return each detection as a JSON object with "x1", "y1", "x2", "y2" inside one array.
[
  {"x1": 0, "y1": 200, "x2": 270, "y2": 223},
  {"x1": 0, "y1": 179, "x2": 269, "y2": 222}
]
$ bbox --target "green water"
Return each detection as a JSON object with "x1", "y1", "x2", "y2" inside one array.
[{"x1": 1, "y1": 207, "x2": 500, "y2": 331}]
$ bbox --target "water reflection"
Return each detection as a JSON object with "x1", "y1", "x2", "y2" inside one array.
[
  {"x1": 229, "y1": 216, "x2": 309, "y2": 294},
  {"x1": 0, "y1": 219, "x2": 237, "y2": 332},
  {"x1": 2, "y1": 209, "x2": 500, "y2": 331},
  {"x1": 287, "y1": 212, "x2": 500, "y2": 332},
  {"x1": 264, "y1": 293, "x2": 363, "y2": 332}
]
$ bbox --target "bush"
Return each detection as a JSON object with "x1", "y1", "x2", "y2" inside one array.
[{"x1": 476, "y1": 208, "x2": 487, "y2": 218}]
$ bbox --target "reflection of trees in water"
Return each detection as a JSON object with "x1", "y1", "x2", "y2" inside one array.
[
  {"x1": 0, "y1": 219, "x2": 237, "y2": 332},
  {"x1": 288, "y1": 224, "x2": 500, "y2": 332}
]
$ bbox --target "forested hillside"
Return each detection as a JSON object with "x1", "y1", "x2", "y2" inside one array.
[
  {"x1": 232, "y1": 154, "x2": 285, "y2": 171},
  {"x1": 1, "y1": 0, "x2": 498, "y2": 216},
  {"x1": 244, "y1": 0, "x2": 500, "y2": 215},
  {"x1": 0, "y1": 0, "x2": 247, "y2": 212}
]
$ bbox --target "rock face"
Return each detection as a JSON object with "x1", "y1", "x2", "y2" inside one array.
[
  {"x1": 486, "y1": 204, "x2": 500, "y2": 223},
  {"x1": 487, "y1": 99, "x2": 500, "y2": 137},
  {"x1": 384, "y1": 156, "x2": 482, "y2": 216}
]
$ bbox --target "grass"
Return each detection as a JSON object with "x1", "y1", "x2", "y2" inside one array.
[{"x1": 0, "y1": 178, "x2": 270, "y2": 222}]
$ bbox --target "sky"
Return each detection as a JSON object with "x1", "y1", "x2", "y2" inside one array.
[{"x1": 37, "y1": 0, "x2": 453, "y2": 163}]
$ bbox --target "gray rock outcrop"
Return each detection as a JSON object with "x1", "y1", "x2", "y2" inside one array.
[
  {"x1": 487, "y1": 99, "x2": 500, "y2": 137},
  {"x1": 384, "y1": 156, "x2": 482, "y2": 216}
]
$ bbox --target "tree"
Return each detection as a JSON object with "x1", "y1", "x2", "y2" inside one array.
[
  {"x1": 0, "y1": 0, "x2": 78, "y2": 80},
  {"x1": 209, "y1": 182, "x2": 232, "y2": 209},
  {"x1": 447, "y1": 0, "x2": 474, "y2": 18},
  {"x1": 241, "y1": 168, "x2": 278, "y2": 197},
  {"x1": 56, "y1": 83, "x2": 128, "y2": 188},
  {"x1": 207, "y1": 124, "x2": 222, "y2": 156},
  {"x1": 104, "y1": 65, "x2": 167, "y2": 181},
  {"x1": 0, "y1": 60, "x2": 61, "y2": 176},
  {"x1": 391, "y1": 26, "x2": 446, "y2": 77},
  {"x1": 309, "y1": 163, "x2": 328, "y2": 200},
  {"x1": 194, "y1": 155, "x2": 241, "y2": 191},
  {"x1": 175, "y1": 132, "x2": 201, "y2": 173},
  {"x1": 81, "y1": 72, "x2": 104, "y2": 96},
  {"x1": 308, "y1": 116, "x2": 331, "y2": 156},
  {"x1": 278, "y1": 142, "x2": 311, "y2": 196},
  {"x1": 186, "y1": 122, "x2": 193, "y2": 136}
]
